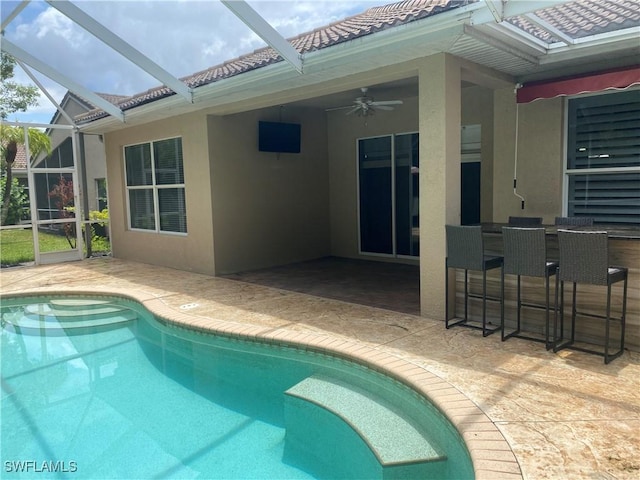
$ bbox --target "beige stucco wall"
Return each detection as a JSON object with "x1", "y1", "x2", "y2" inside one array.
[
  {"x1": 80, "y1": 134, "x2": 107, "y2": 212},
  {"x1": 493, "y1": 88, "x2": 564, "y2": 223},
  {"x1": 104, "y1": 111, "x2": 215, "y2": 274},
  {"x1": 208, "y1": 106, "x2": 330, "y2": 274},
  {"x1": 100, "y1": 55, "x2": 565, "y2": 283},
  {"x1": 419, "y1": 53, "x2": 462, "y2": 319}
]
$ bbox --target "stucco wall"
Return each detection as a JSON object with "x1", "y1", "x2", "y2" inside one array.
[
  {"x1": 80, "y1": 134, "x2": 107, "y2": 212},
  {"x1": 104, "y1": 111, "x2": 215, "y2": 274},
  {"x1": 493, "y1": 88, "x2": 564, "y2": 223},
  {"x1": 208, "y1": 107, "x2": 330, "y2": 274}
]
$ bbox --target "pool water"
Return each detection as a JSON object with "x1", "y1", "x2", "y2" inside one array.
[{"x1": 1, "y1": 296, "x2": 473, "y2": 479}]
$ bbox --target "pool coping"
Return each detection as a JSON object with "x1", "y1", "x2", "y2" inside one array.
[{"x1": 1, "y1": 287, "x2": 523, "y2": 480}]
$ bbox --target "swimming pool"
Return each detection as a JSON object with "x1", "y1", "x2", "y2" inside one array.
[{"x1": 1, "y1": 295, "x2": 473, "y2": 479}]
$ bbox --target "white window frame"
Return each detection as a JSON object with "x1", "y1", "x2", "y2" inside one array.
[{"x1": 123, "y1": 136, "x2": 187, "y2": 235}]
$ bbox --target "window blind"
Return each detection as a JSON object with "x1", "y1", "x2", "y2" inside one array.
[{"x1": 567, "y1": 90, "x2": 640, "y2": 225}]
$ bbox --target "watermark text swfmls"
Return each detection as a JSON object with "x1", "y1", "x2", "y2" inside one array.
[{"x1": 4, "y1": 460, "x2": 78, "y2": 474}]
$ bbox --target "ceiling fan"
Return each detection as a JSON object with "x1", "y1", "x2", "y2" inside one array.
[{"x1": 327, "y1": 87, "x2": 403, "y2": 116}]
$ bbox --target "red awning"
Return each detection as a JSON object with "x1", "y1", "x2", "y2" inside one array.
[{"x1": 516, "y1": 66, "x2": 640, "y2": 103}]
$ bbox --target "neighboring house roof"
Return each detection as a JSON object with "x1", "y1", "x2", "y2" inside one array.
[
  {"x1": 48, "y1": 91, "x2": 131, "y2": 127},
  {"x1": 9, "y1": 144, "x2": 27, "y2": 172},
  {"x1": 75, "y1": 0, "x2": 639, "y2": 124},
  {"x1": 95, "y1": 92, "x2": 131, "y2": 106}
]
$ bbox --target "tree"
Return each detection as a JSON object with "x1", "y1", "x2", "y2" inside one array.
[
  {"x1": 1, "y1": 125, "x2": 51, "y2": 225},
  {"x1": 1, "y1": 53, "x2": 50, "y2": 225},
  {"x1": 1, "y1": 52, "x2": 40, "y2": 120}
]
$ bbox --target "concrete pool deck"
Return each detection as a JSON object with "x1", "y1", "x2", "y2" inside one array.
[{"x1": 1, "y1": 257, "x2": 638, "y2": 479}]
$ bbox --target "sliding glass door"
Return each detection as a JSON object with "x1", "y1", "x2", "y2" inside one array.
[{"x1": 358, "y1": 133, "x2": 419, "y2": 257}]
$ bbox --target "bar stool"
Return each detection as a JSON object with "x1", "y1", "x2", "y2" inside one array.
[
  {"x1": 554, "y1": 216, "x2": 594, "y2": 226},
  {"x1": 508, "y1": 216, "x2": 542, "y2": 226},
  {"x1": 445, "y1": 225, "x2": 503, "y2": 337},
  {"x1": 553, "y1": 229, "x2": 628, "y2": 364},
  {"x1": 501, "y1": 227, "x2": 558, "y2": 349}
]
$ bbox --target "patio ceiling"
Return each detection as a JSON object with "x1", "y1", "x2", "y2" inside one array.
[{"x1": 1, "y1": 0, "x2": 638, "y2": 132}]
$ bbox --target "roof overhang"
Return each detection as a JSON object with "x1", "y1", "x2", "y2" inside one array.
[
  {"x1": 78, "y1": 3, "x2": 482, "y2": 133},
  {"x1": 4, "y1": 0, "x2": 638, "y2": 134}
]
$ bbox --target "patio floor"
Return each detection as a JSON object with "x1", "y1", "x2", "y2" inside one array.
[{"x1": 1, "y1": 257, "x2": 639, "y2": 479}]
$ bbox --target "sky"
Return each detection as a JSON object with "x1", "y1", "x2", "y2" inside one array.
[{"x1": 1, "y1": 0, "x2": 384, "y2": 125}]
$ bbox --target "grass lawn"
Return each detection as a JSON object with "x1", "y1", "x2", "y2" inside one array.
[
  {"x1": 0, "y1": 229, "x2": 71, "y2": 265},
  {"x1": 0, "y1": 228, "x2": 110, "y2": 266}
]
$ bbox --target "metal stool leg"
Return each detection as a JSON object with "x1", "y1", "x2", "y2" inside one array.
[
  {"x1": 501, "y1": 266, "x2": 506, "y2": 341},
  {"x1": 605, "y1": 283, "x2": 612, "y2": 363},
  {"x1": 482, "y1": 269, "x2": 487, "y2": 336},
  {"x1": 545, "y1": 274, "x2": 550, "y2": 349},
  {"x1": 516, "y1": 275, "x2": 522, "y2": 334},
  {"x1": 464, "y1": 269, "x2": 469, "y2": 322},
  {"x1": 445, "y1": 262, "x2": 449, "y2": 328}
]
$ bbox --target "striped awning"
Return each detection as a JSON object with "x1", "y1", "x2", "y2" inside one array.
[{"x1": 517, "y1": 66, "x2": 640, "y2": 103}]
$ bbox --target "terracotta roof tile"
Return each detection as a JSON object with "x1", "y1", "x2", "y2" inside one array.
[
  {"x1": 76, "y1": 0, "x2": 639, "y2": 124},
  {"x1": 16, "y1": 144, "x2": 27, "y2": 170},
  {"x1": 96, "y1": 92, "x2": 131, "y2": 105},
  {"x1": 77, "y1": 0, "x2": 468, "y2": 123},
  {"x1": 507, "y1": 0, "x2": 640, "y2": 42},
  {"x1": 11, "y1": 144, "x2": 27, "y2": 171}
]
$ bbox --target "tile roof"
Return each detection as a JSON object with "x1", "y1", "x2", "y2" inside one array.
[
  {"x1": 11, "y1": 144, "x2": 27, "y2": 171},
  {"x1": 48, "y1": 91, "x2": 131, "y2": 126},
  {"x1": 78, "y1": 0, "x2": 470, "y2": 122},
  {"x1": 95, "y1": 93, "x2": 131, "y2": 105},
  {"x1": 76, "y1": 0, "x2": 639, "y2": 124},
  {"x1": 507, "y1": 0, "x2": 640, "y2": 42}
]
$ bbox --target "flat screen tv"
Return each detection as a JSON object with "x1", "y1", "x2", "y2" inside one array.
[{"x1": 258, "y1": 121, "x2": 301, "y2": 153}]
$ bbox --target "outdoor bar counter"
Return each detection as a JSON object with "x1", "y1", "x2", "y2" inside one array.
[{"x1": 454, "y1": 224, "x2": 640, "y2": 353}]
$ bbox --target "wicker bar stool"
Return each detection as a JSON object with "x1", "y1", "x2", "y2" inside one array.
[
  {"x1": 553, "y1": 230, "x2": 628, "y2": 364},
  {"x1": 555, "y1": 217, "x2": 594, "y2": 226},
  {"x1": 445, "y1": 225, "x2": 503, "y2": 337},
  {"x1": 501, "y1": 227, "x2": 558, "y2": 348}
]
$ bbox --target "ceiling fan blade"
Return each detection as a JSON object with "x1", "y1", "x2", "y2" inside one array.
[
  {"x1": 345, "y1": 106, "x2": 362, "y2": 115},
  {"x1": 370, "y1": 100, "x2": 403, "y2": 106},
  {"x1": 326, "y1": 105, "x2": 354, "y2": 112},
  {"x1": 374, "y1": 105, "x2": 395, "y2": 111}
]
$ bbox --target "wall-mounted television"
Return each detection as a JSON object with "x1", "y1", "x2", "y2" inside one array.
[{"x1": 258, "y1": 121, "x2": 301, "y2": 153}]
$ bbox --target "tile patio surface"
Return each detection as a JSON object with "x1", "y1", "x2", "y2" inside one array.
[{"x1": 1, "y1": 257, "x2": 638, "y2": 479}]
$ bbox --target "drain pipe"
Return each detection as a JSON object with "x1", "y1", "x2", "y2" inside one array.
[{"x1": 513, "y1": 84, "x2": 526, "y2": 209}]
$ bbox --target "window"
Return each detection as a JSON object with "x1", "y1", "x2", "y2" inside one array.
[
  {"x1": 96, "y1": 178, "x2": 107, "y2": 211},
  {"x1": 36, "y1": 137, "x2": 74, "y2": 168},
  {"x1": 124, "y1": 137, "x2": 187, "y2": 234},
  {"x1": 566, "y1": 90, "x2": 640, "y2": 225}
]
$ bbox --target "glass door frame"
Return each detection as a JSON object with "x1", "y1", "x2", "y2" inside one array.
[{"x1": 356, "y1": 131, "x2": 419, "y2": 259}]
